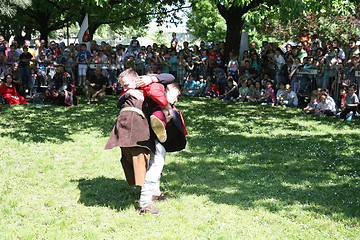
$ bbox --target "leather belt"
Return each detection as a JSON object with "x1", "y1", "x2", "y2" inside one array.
[{"x1": 119, "y1": 107, "x2": 145, "y2": 118}]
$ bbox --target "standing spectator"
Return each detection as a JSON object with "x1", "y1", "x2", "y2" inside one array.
[
  {"x1": 18, "y1": 46, "x2": 33, "y2": 93},
  {"x1": 207, "y1": 46, "x2": 217, "y2": 79},
  {"x1": 177, "y1": 52, "x2": 186, "y2": 86},
  {"x1": 227, "y1": 54, "x2": 239, "y2": 83},
  {"x1": 169, "y1": 48, "x2": 178, "y2": 79},
  {"x1": 345, "y1": 55, "x2": 360, "y2": 84},
  {"x1": 0, "y1": 50, "x2": 7, "y2": 75},
  {"x1": 33, "y1": 39, "x2": 41, "y2": 59},
  {"x1": 76, "y1": 43, "x2": 91, "y2": 86},
  {"x1": 332, "y1": 39, "x2": 345, "y2": 62},
  {"x1": 345, "y1": 38, "x2": 359, "y2": 66},
  {"x1": 170, "y1": 32, "x2": 178, "y2": 50},
  {"x1": 7, "y1": 44, "x2": 19, "y2": 67}
]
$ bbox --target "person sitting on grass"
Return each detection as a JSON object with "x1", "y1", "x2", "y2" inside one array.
[
  {"x1": 281, "y1": 84, "x2": 298, "y2": 107},
  {"x1": 338, "y1": 83, "x2": 359, "y2": 120},
  {"x1": 206, "y1": 81, "x2": 219, "y2": 98},
  {"x1": 253, "y1": 81, "x2": 265, "y2": 103},
  {"x1": 260, "y1": 80, "x2": 276, "y2": 106},
  {"x1": 0, "y1": 74, "x2": 27, "y2": 105},
  {"x1": 276, "y1": 82, "x2": 286, "y2": 105},
  {"x1": 181, "y1": 74, "x2": 200, "y2": 97},
  {"x1": 222, "y1": 77, "x2": 238, "y2": 101},
  {"x1": 339, "y1": 86, "x2": 347, "y2": 110},
  {"x1": 302, "y1": 94, "x2": 318, "y2": 114},
  {"x1": 238, "y1": 79, "x2": 248, "y2": 102},
  {"x1": 85, "y1": 67, "x2": 107, "y2": 105},
  {"x1": 315, "y1": 93, "x2": 336, "y2": 116}
]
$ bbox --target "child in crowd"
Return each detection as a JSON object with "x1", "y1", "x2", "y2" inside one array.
[
  {"x1": 339, "y1": 87, "x2": 347, "y2": 110},
  {"x1": 215, "y1": 66, "x2": 227, "y2": 95},
  {"x1": 222, "y1": 77, "x2": 238, "y2": 101},
  {"x1": 76, "y1": 43, "x2": 91, "y2": 86},
  {"x1": 302, "y1": 95, "x2": 318, "y2": 114},
  {"x1": 339, "y1": 83, "x2": 359, "y2": 120},
  {"x1": 206, "y1": 81, "x2": 219, "y2": 98},
  {"x1": 281, "y1": 84, "x2": 298, "y2": 107},
  {"x1": 315, "y1": 93, "x2": 336, "y2": 116},
  {"x1": 29, "y1": 68, "x2": 37, "y2": 97},
  {"x1": 238, "y1": 79, "x2": 248, "y2": 102},
  {"x1": 227, "y1": 54, "x2": 239, "y2": 83},
  {"x1": 246, "y1": 83, "x2": 256, "y2": 102},
  {"x1": 276, "y1": 82, "x2": 286, "y2": 105},
  {"x1": 260, "y1": 80, "x2": 276, "y2": 106}
]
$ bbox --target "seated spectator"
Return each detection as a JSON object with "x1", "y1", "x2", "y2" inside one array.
[
  {"x1": 214, "y1": 66, "x2": 227, "y2": 95},
  {"x1": 303, "y1": 95, "x2": 318, "y2": 114},
  {"x1": 246, "y1": 82, "x2": 256, "y2": 102},
  {"x1": 206, "y1": 81, "x2": 219, "y2": 98},
  {"x1": 45, "y1": 65, "x2": 78, "y2": 106},
  {"x1": 0, "y1": 74, "x2": 27, "y2": 105},
  {"x1": 339, "y1": 83, "x2": 359, "y2": 120},
  {"x1": 238, "y1": 79, "x2": 248, "y2": 102},
  {"x1": 253, "y1": 81, "x2": 265, "y2": 103},
  {"x1": 280, "y1": 84, "x2": 298, "y2": 107},
  {"x1": 276, "y1": 82, "x2": 286, "y2": 105},
  {"x1": 181, "y1": 75, "x2": 200, "y2": 96},
  {"x1": 222, "y1": 77, "x2": 238, "y2": 101},
  {"x1": 85, "y1": 67, "x2": 107, "y2": 104},
  {"x1": 339, "y1": 87, "x2": 347, "y2": 110},
  {"x1": 260, "y1": 80, "x2": 276, "y2": 106},
  {"x1": 315, "y1": 93, "x2": 336, "y2": 116}
]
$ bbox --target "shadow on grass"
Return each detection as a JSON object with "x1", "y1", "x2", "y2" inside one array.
[
  {"x1": 164, "y1": 131, "x2": 360, "y2": 221},
  {"x1": 72, "y1": 177, "x2": 139, "y2": 211},
  {"x1": 0, "y1": 96, "x2": 119, "y2": 143}
]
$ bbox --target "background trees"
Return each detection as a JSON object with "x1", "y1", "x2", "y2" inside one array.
[
  {"x1": 187, "y1": 0, "x2": 359, "y2": 56},
  {"x1": 0, "y1": 0, "x2": 188, "y2": 45}
]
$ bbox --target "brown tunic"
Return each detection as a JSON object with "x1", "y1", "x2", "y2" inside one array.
[{"x1": 105, "y1": 96, "x2": 155, "y2": 186}]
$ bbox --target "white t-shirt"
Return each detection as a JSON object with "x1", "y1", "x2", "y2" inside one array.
[
  {"x1": 228, "y1": 60, "x2": 239, "y2": 72},
  {"x1": 286, "y1": 91, "x2": 298, "y2": 106},
  {"x1": 274, "y1": 54, "x2": 285, "y2": 70}
]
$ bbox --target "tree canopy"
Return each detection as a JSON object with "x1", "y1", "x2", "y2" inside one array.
[
  {"x1": 0, "y1": 0, "x2": 189, "y2": 45},
  {"x1": 187, "y1": 0, "x2": 359, "y2": 56}
]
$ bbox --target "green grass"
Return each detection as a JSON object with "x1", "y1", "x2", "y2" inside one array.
[{"x1": 0, "y1": 96, "x2": 359, "y2": 239}]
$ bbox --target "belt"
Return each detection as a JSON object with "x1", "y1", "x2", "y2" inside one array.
[{"x1": 119, "y1": 107, "x2": 145, "y2": 118}]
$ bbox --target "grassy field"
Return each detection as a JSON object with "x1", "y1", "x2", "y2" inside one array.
[{"x1": 0, "y1": 96, "x2": 359, "y2": 239}]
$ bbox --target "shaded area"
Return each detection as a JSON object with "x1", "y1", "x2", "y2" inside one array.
[
  {"x1": 72, "y1": 177, "x2": 140, "y2": 211},
  {"x1": 0, "y1": 96, "x2": 119, "y2": 143}
]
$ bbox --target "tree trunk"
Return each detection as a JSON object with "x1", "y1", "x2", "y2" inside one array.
[
  {"x1": 40, "y1": 28, "x2": 50, "y2": 46},
  {"x1": 224, "y1": 17, "x2": 244, "y2": 60}
]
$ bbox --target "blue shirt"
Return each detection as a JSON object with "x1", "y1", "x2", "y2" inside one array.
[
  {"x1": 184, "y1": 80, "x2": 199, "y2": 90},
  {"x1": 77, "y1": 51, "x2": 91, "y2": 64}
]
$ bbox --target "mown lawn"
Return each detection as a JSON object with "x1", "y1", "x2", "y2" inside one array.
[{"x1": 0, "y1": 96, "x2": 359, "y2": 239}]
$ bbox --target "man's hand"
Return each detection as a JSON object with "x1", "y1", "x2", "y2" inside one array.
[
  {"x1": 136, "y1": 75, "x2": 158, "y2": 88},
  {"x1": 136, "y1": 75, "x2": 152, "y2": 88},
  {"x1": 92, "y1": 93, "x2": 98, "y2": 99},
  {"x1": 126, "y1": 89, "x2": 144, "y2": 101}
]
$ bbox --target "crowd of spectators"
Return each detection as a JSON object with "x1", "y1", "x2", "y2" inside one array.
[{"x1": 0, "y1": 32, "x2": 359, "y2": 119}]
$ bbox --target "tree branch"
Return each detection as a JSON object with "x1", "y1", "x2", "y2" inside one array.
[{"x1": 98, "y1": 4, "x2": 192, "y2": 25}]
